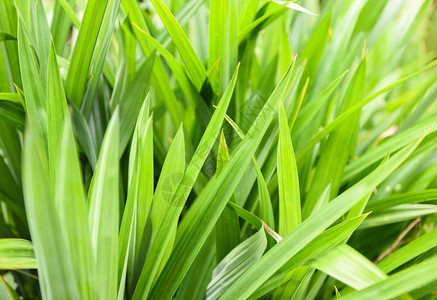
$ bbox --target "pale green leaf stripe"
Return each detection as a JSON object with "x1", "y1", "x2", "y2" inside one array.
[
  {"x1": 277, "y1": 101, "x2": 301, "y2": 235},
  {"x1": 296, "y1": 58, "x2": 437, "y2": 159},
  {"x1": 149, "y1": 63, "x2": 294, "y2": 300},
  {"x1": 134, "y1": 65, "x2": 241, "y2": 300},
  {"x1": 206, "y1": 228, "x2": 267, "y2": 300},
  {"x1": 150, "y1": 0, "x2": 207, "y2": 90},
  {"x1": 0, "y1": 239, "x2": 36, "y2": 269},
  {"x1": 65, "y1": 0, "x2": 109, "y2": 107},
  {"x1": 221, "y1": 137, "x2": 424, "y2": 299},
  {"x1": 342, "y1": 255, "x2": 437, "y2": 300},
  {"x1": 0, "y1": 93, "x2": 21, "y2": 104},
  {"x1": 308, "y1": 244, "x2": 387, "y2": 290},
  {"x1": 55, "y1": 118, "x2": 97, "y2": 299},
  {"x1": 23, "y1": 127, "x2": 78, "y2": 299},
  {"x1": 249, "y1": 214, "x2": 368, "y2": 299},
  {"x1": 88, "y1": 109, "x2": 119, "y2": 300}
]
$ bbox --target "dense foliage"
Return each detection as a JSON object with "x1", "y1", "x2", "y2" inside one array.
[{"x1": 0, "y1": 0, "x2": 437, "y2": 299}]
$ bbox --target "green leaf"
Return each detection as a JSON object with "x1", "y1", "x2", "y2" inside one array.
[
  {"x1": 0, "y1": 32, "x2": 16, "y2": 42},
  {"x1": 56, "y1": 0, "x2": 80, "y2": 28},
  {"x1": 308, "y1": 244, "x2": 387, "y2": 290},
  {"x1": 150, "y1": 0, "x2": 207, "y2": 90},
  {"x1": 55, "y1": 118, "x2": 97, "y2": 299},
  {"x1": 277, "y1": 101, "x2": 301, "y2": 235},
  {"x1": 23, "y1": 126, "x2": 78, "y2": 299},
  {"x1": 366, "y1": 189, "x2": 437, "y2": 212},
  {"x1": 69, "y1": 102, "x2": 98, "y2": 169},
  {"x1": 0, "y1": 272, "x2": 20, "y2": 300},
  {"x1": 296, "y1": 58, "x2": 437, "y2": 160},
  {"x1": 0, "y1": 0, "x2": 21, "y2": 87},
  {"x1": 253, "y1": 159, "x2": 275, "y2": 230},
  {"x1": 221, "y1": 135, "x2": 424, "y2": 299},
  {"x1": 88, "y1": 108, "x2": 120, "y2": 300},
  {"x1": 51, "y1": 0, "x2": 78, "y2": 55},
  {"x1": 0, "y1": 103, "x2": 24, "y2": 131},
  {"x1": 0, "y1": 93, "x2": 21, "y2": 104},
  {"x1": 148, "y1": 63, "x2": 293, "y2": 300},
  {"x1": 65, "y1": 0, "x2": 110, "y2": 107},
  {"x1": 17, "y1": 17, "x2": 48, "y2": 157},
  {"x1": 134, "y1": 63, "x2": 242, "y2": 299},
  {"x1": 343, "y1": 115, "x2": 437, "y2": 183},
  {"x1": 156, "y1": 0, "x2": 207, "y2": 47},
  {"x1": 377, "y1": 227, "x2": 437, "y2": 273},
  {"x1": 47, "y1": 40, "x2": 69, "y2": 183},
  {"x1": 34, "y1": 0, "x2": 52, "y2": 92},
  {"x1": 215, "y1": 131, "x2": 240, "y2": 262},
  {"x1": 0, "y1": 239, "x2": 36, "y2": 269},
  {"x1": 0, "y1": 121, "x2": 22, "y2": 187},
  {"x1": 208, "y1": 0, "x2": 238, "y2": 92},
  {"x1": 206, "y1": 228, "x2": 267, "y2": 300},
  {"x1": 342, "y1": 255, "x2": 437, "y2": 300},
  {"x1": 119, "y1": 53, "x2": 155, "y2": 154},
  {"x1": 122, "y1": 0, "x2": 184, "y2": 127},
  {"x1": 132, "y1": 124, "x2": 186, "y2": 298},
  {"x1": 131, "y1": 24, "x2": 202, "y2": 110},
  {"x1": 250, "y1": 214, "x2": 368, "y2": 299},
  {"x1": 118, "y1": 97, "x2": 153, "y2": 292},
  {"x1": 292, "y1": 70, "x2": 347, "y2": 140},
  {"x1": 303, "y1": 58, "x2": 365, "y2": 218},
  {"x1": 81, "y1": 0, "x2": 121, "y2": 117},
  {"x1": 360, "y1": 204, "x2": 437, "y2": 229},
  {"x1": 175, "y1": 235, "x2": 215, "y2": 300}
]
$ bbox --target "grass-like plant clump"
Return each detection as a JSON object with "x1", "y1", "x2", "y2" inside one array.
[{"x1": 0, "y1": 0, "x2": 437, "y2": 299}]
